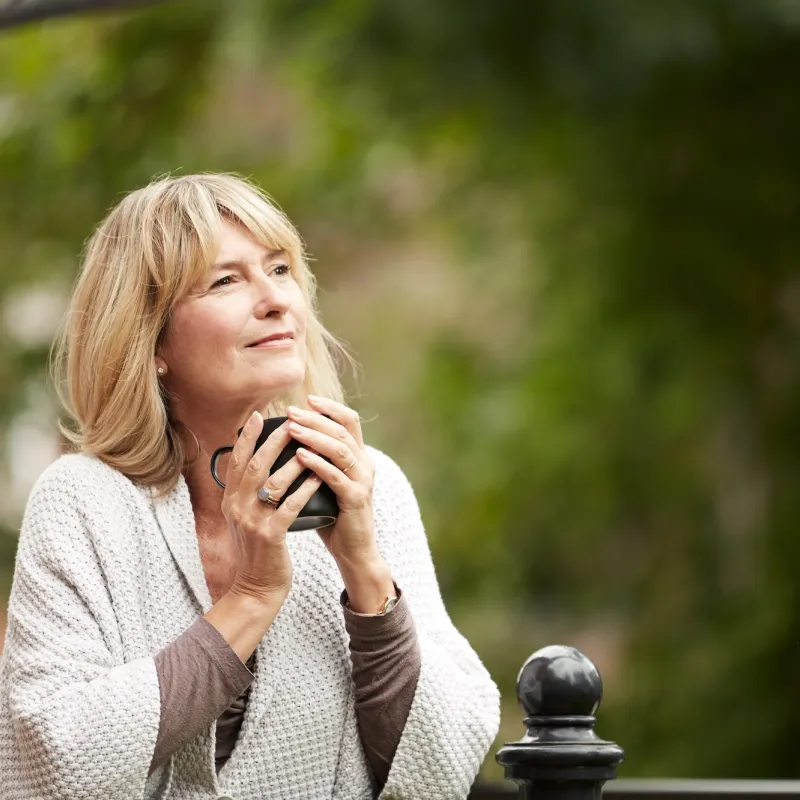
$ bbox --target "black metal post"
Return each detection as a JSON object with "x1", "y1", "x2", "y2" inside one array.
[{"x1": 497, "y1": 645, "x2": 625, "y2": 800}]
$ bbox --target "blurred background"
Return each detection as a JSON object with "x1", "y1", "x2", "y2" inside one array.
[{"x1": 0, "y1": 0, "x2": 798, "y2": 783}]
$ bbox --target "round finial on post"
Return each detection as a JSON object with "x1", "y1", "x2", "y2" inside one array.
[
  {"x1": 497, "y1": 645, "x2": 624, "y2": 800},
  {"x1": 517, "y1": 644, "x2": 603, "y2": 719}
]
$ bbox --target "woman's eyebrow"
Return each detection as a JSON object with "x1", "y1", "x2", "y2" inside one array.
[{"x1": 210, "y1": 249, "x2": 288, "y2": 273}]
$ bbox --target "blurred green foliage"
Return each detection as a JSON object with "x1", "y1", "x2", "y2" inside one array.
[{"x1": 0, "y1": 0, "x2": 798, "y2": 780}]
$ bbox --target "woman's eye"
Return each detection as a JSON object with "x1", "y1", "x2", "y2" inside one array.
[
  {"x1": 211, "y1": 275, "x2": 233, "y2": 289},
  {"x1": 272, "y1": 264, "x2": 291, "y2": 277}
]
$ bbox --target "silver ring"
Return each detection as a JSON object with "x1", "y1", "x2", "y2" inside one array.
[
  {"x1": 257, "y1": 486, "x2": 280, "y2": 507},
  {"x1": 342, "y1": 457, "x2": 358, "y2": 474}
]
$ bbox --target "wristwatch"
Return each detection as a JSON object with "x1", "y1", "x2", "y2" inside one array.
[
  {"x1": 377, "y1": 595, "x2": 399, "y2": 615},
  {"x1": 345, "y1": 591, "x2": 399, "y2": 616}
]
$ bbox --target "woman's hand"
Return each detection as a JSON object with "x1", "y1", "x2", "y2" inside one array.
[
  {"x1": 221, "y1": 410, "x2": 323, "y2": 604},
  {"x1": 286, "y1": 396, "x2": 394, "y2": 612}
]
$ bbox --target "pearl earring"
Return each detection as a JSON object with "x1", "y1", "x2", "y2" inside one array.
[{"x1": 157, "y1": 367, "x2": 165, "y2": 376}]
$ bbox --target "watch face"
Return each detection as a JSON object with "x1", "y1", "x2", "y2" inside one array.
[{"x1": 383, "y1": 597, "x2": 399, "y2": 614}]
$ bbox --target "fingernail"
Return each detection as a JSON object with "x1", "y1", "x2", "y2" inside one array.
[
  {"x1": 308, "y1": 394, "x2": 321, "y2": 404},
  {"x1": 287, "y1": 405, "x2": 301, "y2": 416},
  {"x1": 248, "y1": 411, "x2": 262, "y2": 430}
]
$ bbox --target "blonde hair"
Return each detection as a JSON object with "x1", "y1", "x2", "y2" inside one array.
[{"x1": 52, "y1": 173, "x2": 354, "y2": 494}]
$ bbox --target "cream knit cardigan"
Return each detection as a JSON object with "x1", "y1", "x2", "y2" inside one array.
[{"x1": 0, "y1": 446, "x2": 500, "y2": 800}]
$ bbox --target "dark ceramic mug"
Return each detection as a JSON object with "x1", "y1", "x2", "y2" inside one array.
[{"x1": 210, "y1": 415, "x2": 339, "y2": 532}]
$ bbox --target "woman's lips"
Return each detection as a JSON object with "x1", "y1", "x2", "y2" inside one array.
[{"x1": 248, "y1": 336, "x2": 294, "y2": 349}]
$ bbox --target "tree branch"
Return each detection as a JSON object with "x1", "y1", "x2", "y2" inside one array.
[{"x1": 0, "y1": 0, "x2": 166, "y2": 30}]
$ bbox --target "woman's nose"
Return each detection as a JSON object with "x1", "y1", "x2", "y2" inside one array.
[{"x1": 252, "y1": 274, "x2": 291, "y2": 317}]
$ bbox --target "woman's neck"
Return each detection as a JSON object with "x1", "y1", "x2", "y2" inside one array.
[
  {"x1": 183, "y1": 454, "x2": 227, "y2": 524},
  {"x1": 173, "y1": 398, "x2": 271, "y2": 525}
]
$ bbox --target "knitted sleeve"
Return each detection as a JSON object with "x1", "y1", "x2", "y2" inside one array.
[
  {"x1": 361, "y1": 448, "x2": 501, "y2": 800},
  {"x1": 0, "y1": 460, "x2": 162, "y2": 800}
]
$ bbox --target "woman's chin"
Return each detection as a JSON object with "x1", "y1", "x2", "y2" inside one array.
[{"x1": 250, "y1": 369, "x2": 307, "y2": 398}]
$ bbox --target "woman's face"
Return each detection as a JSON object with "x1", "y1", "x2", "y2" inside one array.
[{"x1": 158, "y1": 220, "x2": 308, "y2": 420}]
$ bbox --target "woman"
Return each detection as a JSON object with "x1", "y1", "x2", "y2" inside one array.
[{"x1": 0, "y1": 173, "x2": 500, "y2": 800}]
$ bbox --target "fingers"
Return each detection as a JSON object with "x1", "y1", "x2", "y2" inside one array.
[
  {"x1": 236, "y1": 418, "x2": 293, "y2": 498},
  {"x1": 272, "y1": 472, "x2": 323, "y2": 524},
  {"x1": 224, "y1": 466, "x2": 321, "y2": 549},
  {"x1": 258, "y1": 453, "x2": 307, "y2": 503},
  {"x1": 296, "y1": 448, "x2": 372, "y2": 506},
  {"x1": 286, "y1": 419, "x2": 362, "y2": 476},
  {"x1": 286, "y1": 405, "x2": 354, "y2": 449},
  {"x1": 307, "y1": 395, "x2": 365, "y2": 448},
  {"x1": 224, "y1": 411, "x2": 265, "y2": 495}
]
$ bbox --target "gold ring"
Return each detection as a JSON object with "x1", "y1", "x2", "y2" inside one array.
[{"x1": 342, "y1": 457, "x2": 358, "y2": 474}]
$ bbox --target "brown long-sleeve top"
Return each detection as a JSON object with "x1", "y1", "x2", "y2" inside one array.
[{"x1": 150, "y1": 587, "x2": 420, "y2": 790}]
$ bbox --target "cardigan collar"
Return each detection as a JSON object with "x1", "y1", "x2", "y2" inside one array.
[
  {"x1": 151, "y1": 474, "x2": 213, "y2": 613},
  {"x1": 150, "y1": 475, "x2": 277, "y2": 774}
]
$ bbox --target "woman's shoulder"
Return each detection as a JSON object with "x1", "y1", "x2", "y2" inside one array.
[
  {"x1": 33, "y1": 451, "x2": 132, "y2": 490},
  {"x1": 18, "y1": 453, "x2": 156, "y2": 567},
  {"x1": 26, "y1": 452, "x2": 146, "y2": 518},
  {"x1": 365, "y1": 445, "x2": 414, "y2": 492},
  {"x1": 365, "y1": 445, "x2": 423, "y2": 524}
]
